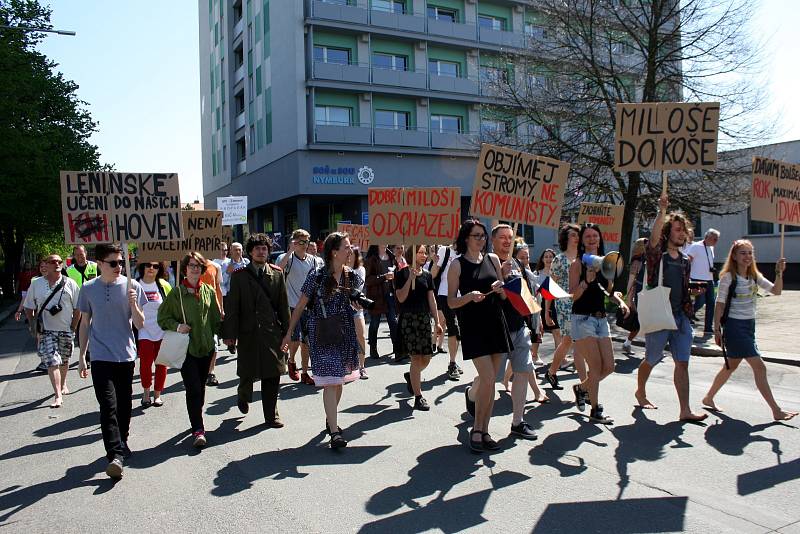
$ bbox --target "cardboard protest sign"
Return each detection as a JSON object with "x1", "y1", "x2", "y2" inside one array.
[
  {"x1": 337, "y1": 223, "x2": 370, "y2": 250},
  {"x1": 137, "y1": 210, "x2": 224, "y2": 262},
  {"x1": 751, "y1": 156, "x2": 800, "y2": 225},
  {"x1": 61, "y1": 171, "x2": 182, "y2": 244},
  {"x1": 369, "y1": 187, "x2": 461, "y2": 245},
  {"x1": 577, "y1": 202, "x2": 625, "y2": 243},
  {"x1": 614, "y1": 102, "x2": 720, "y2": 172},
  {"x1": 217, "y1": 196, "x2": 248, "y2": 225},
  {"x1": 469, "y1": 144, "x2": 568, "y2": 229}
]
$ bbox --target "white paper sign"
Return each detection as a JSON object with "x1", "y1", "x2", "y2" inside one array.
[{"x1": 217, "y1": 196, "x2": 248, "y2": 225}]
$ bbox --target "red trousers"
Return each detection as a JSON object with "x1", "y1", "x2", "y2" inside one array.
[{"x1": 138, "y1": 339, "x2": 167, "y2": 391}]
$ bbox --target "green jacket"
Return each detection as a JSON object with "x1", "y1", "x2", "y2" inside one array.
[
  {"x1": 157, "y1": 283, "x2": 221, "y2": 358},
  {"x1": 66, "y1": 261, "x2": 97, "y2": 287}
]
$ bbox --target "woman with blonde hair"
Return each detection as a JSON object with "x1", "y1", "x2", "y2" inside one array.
[{"x1": 702, "y1": 240, "x2": 796, "y2": 421}]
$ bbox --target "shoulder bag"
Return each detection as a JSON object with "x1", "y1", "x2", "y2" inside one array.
[
  {"x1": 637, "y1": 255, "x2": 678, "y2": 335},
  {"x1": 313, "y1": 269, "x2": 345, "y2": 346},
  {"x1": 156, "y1": 286, "x2": 190, "y2": 369}
]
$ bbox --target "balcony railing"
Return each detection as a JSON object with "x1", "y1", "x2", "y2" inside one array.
[
  {"x1": 313, "y1": 123, "x2": 481, "y2": 150},
  {"x1": 233, "y1": 18, "x2": 244, "y2": 39},
  {"x1": 234, "y1": 111, "x2": 246, "y2": 130},
  {"x1": 234, "y1": 64, "x2": 245, "y2": 84},
  {"x1": 236, "y1": 159, "x2": 247, "y2": 176},
  {"x1": 312, "y1": 60, "x2": 370, "y2": 84}
]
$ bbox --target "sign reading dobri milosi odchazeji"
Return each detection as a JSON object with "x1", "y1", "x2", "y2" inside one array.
[
  {"x1": 751, "y1": 156, "x2": 800, "y2": 226},
  {"x1": 614, "y1": 102, "x2": 720, "y2": 172},
  {"x1": 137, "y1": 210, "x2": 224, "y2": 262},
  {"x1": 577, "y1": 202, "x2": 625, "y2": 243},
  {"x1": 369, "y1": 187, "x2": 461, "y2": 245},
  {"x1": 469, "y1": 143, "x2": 569, "y2": 229},
  {"x1": 60, "y1": 171, "x2": 182, "y2": 244}
]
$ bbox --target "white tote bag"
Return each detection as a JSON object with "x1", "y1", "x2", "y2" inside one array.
[
  {"x1": 155, "y1": 286, "x2": 190, "y2": 369},
  {"x1": 637, "y1": 255, "x2": 678, "y2": 335}
]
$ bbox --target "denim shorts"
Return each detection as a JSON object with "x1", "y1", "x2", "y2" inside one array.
[
  {"x1": 497, "y1": 326, "x2": 534, "y2": 380},
  {"x1": 290, "y1": 308, "x2": 310, "y2": 343},
  {"x1": 571, "y1": 314, "x2": 610, "y2": 341},
  {"x1": 645, "y1": 312, "x2": 693, "y2": 364}
]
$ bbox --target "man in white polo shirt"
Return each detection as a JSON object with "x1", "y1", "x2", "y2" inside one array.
[{"x1": 687, "y1": 228, "x2": 720, "y2": 334}]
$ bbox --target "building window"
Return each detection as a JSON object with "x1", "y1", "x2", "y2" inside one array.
[
  {"x1": 247, "y1": 23, "x2": 252, "y2": 48},
  {"x1": 372, "y1": 0, "x2": 404, "y2": 13},
  {"x1": 427, "y1": 6, "x2": 457, "y2": 23},
  {"x1": 480, "y1": 65, "x2": 508, "y2": 86},
  {"x1": 234, "y1": 89, "x2": 245, "y2": 115},
  {"x1": 313, "y1": 45, "x2": 351, "y2": 65},
  {"x1": 431, "y1": 115, "x2": 461, "y2": 133},
  {"x1": 234, "y1": 44, "x2": 244, "y2": 68},
  {"x1": 222, "y1": 145, "x2": 228, "y2": 170},
  {"x1": 321, "y1": 0, "x2": 349, "y2": 4},
  {"x1": 428, "y1": 59, "x2": 459, "y2": 77},
  {"x1": 249, "y1": 125, "x2": 256, "y2": 154},
  {"x1": 375, "y1": 110, "x2": 409, "y2": 130},
  {"x1": 233, "y1": 0, "x2": 243, "y2": 22},
  {"x1": 235, "y1": 137, "x2": 246, "y2": 161},
  {"x1": 315, "y1": 105, "x2": 352, "y2": 126},
  {"x1": 524, "y1": 23, "x2": 549, "y2": 40},
  {"x1": 248, "y1": 75, "x2": 254, "y2": 100},
  {"x1": 748, "y1": 208, "x2": 774, "y2": 235},
  {"x1": 372, "y1": 52, "x2": 407, "y2": 71},
  {"x1": 481, "y1": 119, "x2": 509, "y2": 136},
  {"x1": 527, "y1": 72, "x2": 553, "y2": 91},
  {"x1": 478, "y1": 15, "x2": 505, "y2": 31}
]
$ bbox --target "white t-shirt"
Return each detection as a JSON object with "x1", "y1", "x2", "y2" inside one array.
[
  {"x1": 686, "y1": 241, "x2": 715, "y2": 281},
  {"x1": 435, "y1": 245, "x2": 460, "y2": 297},
  {"x1": 716, "y1": 272, "x2": 773, "y2": 320},
  {"x1": 138, "y1": 280, "x2": 167, "y2": 341},
  {"x1": 277, "y1": 252, "x2": 324, "y2": 307},
  {"x1": 23, "y1": 275, "x2": 80, "y2": 332}
]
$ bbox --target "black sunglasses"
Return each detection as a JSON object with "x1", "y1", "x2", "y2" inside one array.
[
  {"x1": 101, "y1": 260, "x2": 122, "y2": 268},
  {"x1": 144, "y1": 263, "x2": 160, "y2": 269}
]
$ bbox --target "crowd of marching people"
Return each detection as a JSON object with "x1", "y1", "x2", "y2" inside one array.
[{"x1": 16, "y1": 190, "x2": 797, "y2": 479}]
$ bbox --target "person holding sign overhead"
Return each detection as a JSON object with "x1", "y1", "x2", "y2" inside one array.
[{"x1": 447, "y1": 220, "x2": 512, "y2": 453}]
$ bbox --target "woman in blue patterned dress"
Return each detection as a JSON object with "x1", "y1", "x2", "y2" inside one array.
[{"x1": 282, "y1": 232, "x2": 361, "y2": 448}]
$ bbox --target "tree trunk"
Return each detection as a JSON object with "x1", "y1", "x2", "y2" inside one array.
[
  {"x1": 614, "y1": 171, "x2": 642, "y2": 292},
  {"x1": 0, "y1": 226, "x2": 24, "y2": 300}
]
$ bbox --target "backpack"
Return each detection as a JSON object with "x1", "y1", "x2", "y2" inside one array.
[{"x1": 719, "y1": 273, "x2": 739, "y2": 369}]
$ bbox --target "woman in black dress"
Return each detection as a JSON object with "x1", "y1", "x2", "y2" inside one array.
[{"x1": 447, "y1": 220, "x2": 511, "y2": 452}]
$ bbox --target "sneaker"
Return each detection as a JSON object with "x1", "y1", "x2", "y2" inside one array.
[
  {"x1": 622, "y1": 342, "x2": 633, "y2": 354},
  {"x1": 437, "y1": 345, "x2": 447, "y2": 354},
  {"x1": 510, "y1": 421, "x2": 538, "y2": 440},
  {"x1": 545, "y1": 372, "x2": 563, "y2": 390},
  {"x1": 589, "y1": 404, "x2": 614, "y2": 425},
  {"x1": 573, "y1": 384, "x2": 586, "y2": 412},
  {"x1": 192, "y1": 430, "x2": 207, "y2": 448},
  {"x1": 265, "y1": 416, "x2": 284, "y2": 428},
  {"x1": 464, "y1": 386, "x2": 475, "y2": 417},
  {"x1": 288, "y1": 361, "x2": 300, "y2": 382},
  {"x1": 456, "y1": 363, "x2": 464, "y2": 375},
  {"x1": 206, "y1": 373, "x2": 219, "y2": 387},
  {"x1": 301, "y1": 372, "x2": 315, "y2": 386},
  {"x1": 403, "y1": 371, "x2": 413, "y2": 395},
  {"x1": 533, "y1": 357, "x2": 545, "y2": 367},
  {"x1": 359, "y1": 367, "x2": 369, "y2": 380},
  {"x1": 446, "y1": 362, "x2": 461, "y2": 381},
  {"x1": 414, "y1": 396, "x2": 430, "y2": 411},
  {"x1": 106, "y1": 458, "x2": 123, "y2": 479}
]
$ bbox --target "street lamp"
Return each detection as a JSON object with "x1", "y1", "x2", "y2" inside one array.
[{"x1": 0, "y1": 24, "x2": 76, "y2": 36}]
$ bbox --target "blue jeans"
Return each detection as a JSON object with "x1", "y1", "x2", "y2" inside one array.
[
  {"x1": 693, "y1": 280, "x2": 716, "y2": 332},
  {"x1": 368, "y1": 292, "x2": 398, "y2": 351}
]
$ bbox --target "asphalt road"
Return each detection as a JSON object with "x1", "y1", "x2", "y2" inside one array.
[{"x1": 0, "y1": 317, "x2": 798, "y2": 533}]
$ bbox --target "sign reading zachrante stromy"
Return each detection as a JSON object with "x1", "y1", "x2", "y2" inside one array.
[{"x1": 60, "y1": 171, "x2": 182, "y2": 244}]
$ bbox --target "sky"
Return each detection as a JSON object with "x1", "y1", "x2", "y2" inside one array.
[{"x1": 35, "y1": 0, "x2": 800, "y2": 204}]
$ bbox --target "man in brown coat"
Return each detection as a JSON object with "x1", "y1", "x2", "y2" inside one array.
[{"x1": 223, "y1": 233, "x2": 290, "y2": 427}]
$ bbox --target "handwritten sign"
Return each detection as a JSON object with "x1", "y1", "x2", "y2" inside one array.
[
  {"x1": 469, "y1": 144, "x2": 568, "y2": 229},
  {"x1": 217, "y1": 196, "x2": 248, "y2": 225},
  {"x1": 577, "y1": 202, "x2": 625, "y2": 243},
  {"x1": 369, "y1": 187, "x2": 461, "y2": 245},
  {"x1": 751, "y1": 156, "x2": 800, "y2": 225},
  {"x1": 137, "y1": 210, "x2": 223, "y2": 262},
  {"x1": 337, "y1": 223, "x2": 370, "y2": 250},
  {"x1": 614, "y1": 102, "x2": 720, "y2": 172},
  {"x1": 60, "y1": 171, "x2": 182, "y2": 244}
]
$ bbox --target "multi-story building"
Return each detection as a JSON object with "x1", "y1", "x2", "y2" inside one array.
[{"x1": 199, "y1": 0, "x2": 639, "y2": 249}]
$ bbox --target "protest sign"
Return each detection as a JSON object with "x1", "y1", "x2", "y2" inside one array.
[
  {"x1": 751, "y1": 156, "x2": 800, "y2": 225},
  {"x1": 614, "y1": 102, "x2": 720, "y2": 172},
  {"x1": 469, "y1": 144, "x2": 568, "y2": 230},
  {"x1": 577, "y1": 202, "x2": 625, "y2": 243},
  {"x1": 217, "y1": 196, "x2": 248, "y2": 225},
  {"x1": 60, "y1": 171, "x2": 182, "y2": 244},
  {"x1": 369, "y1": 187, "x2": 461, "y2": 245},
  {"x1": 137, "y1": 210, "x2": 223, "y2": 262},
  {"x1": 337, "y1": 223, "x2": 370, "y2": 250}
]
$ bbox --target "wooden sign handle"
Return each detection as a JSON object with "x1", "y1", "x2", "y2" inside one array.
[
  {"x1": 122, "y1": 240, "x2": 132, "y2": 292},
  {"x1": 780, "y1": 224, "x2": 785, "y2": 259},
  {"x1": 661, "y1": 170, "x2": 668, "y2": 194}
]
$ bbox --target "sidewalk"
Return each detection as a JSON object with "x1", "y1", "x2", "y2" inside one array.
[{"x1": 609, "y1": 289, "x2": 800, "y2": 366}]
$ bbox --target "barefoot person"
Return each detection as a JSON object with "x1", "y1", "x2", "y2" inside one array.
[
  {"x1": 702, "y1": 240, "x2": 797, "y2": 421},
  {"x1": 636, "y1": 191, "x2": 707, "y2": 422}
]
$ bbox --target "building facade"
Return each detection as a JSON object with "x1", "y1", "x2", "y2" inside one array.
[{"x1": 199, "y1": 0, "x2": 639, "y2": 250}]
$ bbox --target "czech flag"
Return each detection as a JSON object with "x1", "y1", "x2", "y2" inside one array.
[
  {"x1": 539, "y1": 276, "x2": 569, "y2": 300},
  {"x1": 503, "y1": 276, "x2": 541, "y2": 316}
]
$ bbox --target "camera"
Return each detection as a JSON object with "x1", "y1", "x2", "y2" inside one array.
[
  {"x1": 48, "y1": 304, "x2": 63, "y2": 316},
  {"x1": 348, "y1": 288, "x2": 375, "y2": 310}
]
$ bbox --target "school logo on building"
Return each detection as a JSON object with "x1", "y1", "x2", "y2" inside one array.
[{"x1": 357, "y1": 166, "x2": 375, "y2": 185}]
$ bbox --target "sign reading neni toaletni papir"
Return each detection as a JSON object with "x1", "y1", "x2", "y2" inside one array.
[
  {"x1": 60, "y1": 171, "x2": 182, "y2": 244},
  {"x1": 469, "y1": 143, "x2": 569, "y2": 229},
  {"x1": 614, "y1": 102, "x2": 720, "y2": 172}
]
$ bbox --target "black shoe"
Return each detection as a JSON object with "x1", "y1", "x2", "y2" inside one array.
[
  {"x1": 403, "y1": 372, "x2": 413, "y2": 395},
  {"x1": 590, "y1": 404, "x2": 614, "y2": 425},
  {"x1": 465, "y1": 386, "x2": 475, "y2": 417},
  {"x1": 510, "y1": 421, "x2": 538, "y2": 440},
  {"x1": 573, "y1": 384, "x2": 586, "y2": 412},
  {"x1": 121, "y1": 442, "x2": 133, "y2": 459},
  {"x1": 206, "y1": 373, "x2": 219, "y2": 386},
  {"x1": 545, "y1": 372, "x2": 563, "y2": 390},
  {"x1": 481, "y1": 433, "x2": 501, "y2": 451},
  {"x1": 414, "y1": 396, "x2": 430, "y2": 411},
  {"x1": 446, "y1": 362, "x2": 460, "y2": 381},
  {"x1": 330, "y1": 431, "x2": 348, "y2": 449},
  {"x1": 237, "y1": 399, "x2": 249, "y2": 415},
  {"x1": 394, "y1": 353, "x2": 409, "y2": 363},
  {"x1": 369, "y1": 345, "x2": 380, "y2": 359},
  {"x1": 437, "y1": 345, "x2": 447, "y2": 354},
  {"x1": 469, "y1": 430, "x2": 484, "y2": 453}
]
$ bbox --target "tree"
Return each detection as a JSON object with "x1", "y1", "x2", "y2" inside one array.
[
  {"x1": 0, "y1": 0, "x2": 104, "y2": 297},
  {"x1": 483, "y1": 0, "x2": 769, "y2": 279}
]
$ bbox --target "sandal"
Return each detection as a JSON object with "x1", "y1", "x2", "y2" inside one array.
[
  {"x1": 152, "y1": 398, "x2": 164, "y2": 407},
  {"x1": 469, "y1": 430, "x2": 484, "y2": 453},
  {"x1": 329, "y1": 431, "x2": 348, "y2": 449},
  {"x1": 481, "y1": 433, "x2": 501, "y2": 451}
]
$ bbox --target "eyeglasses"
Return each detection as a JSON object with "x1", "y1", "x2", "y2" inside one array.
[
  {"x1": 469, "y1": 233, "x2": 487, "y2": 241},
  {"x1": 144, "y1": 263, "x2": 160, "y2": 269},
  {"x1": 187, "y1": 263, "x2": 203, "y2": 270},
  {"x1": 48, "y1": 259, "x2": 63, "y2": 265},
  {"x1": 296, "y1": 240, "x2": 309, "y2": 245},
  {"x1": 101, "y1": 260, "x2": 122, "y2": 268}
]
